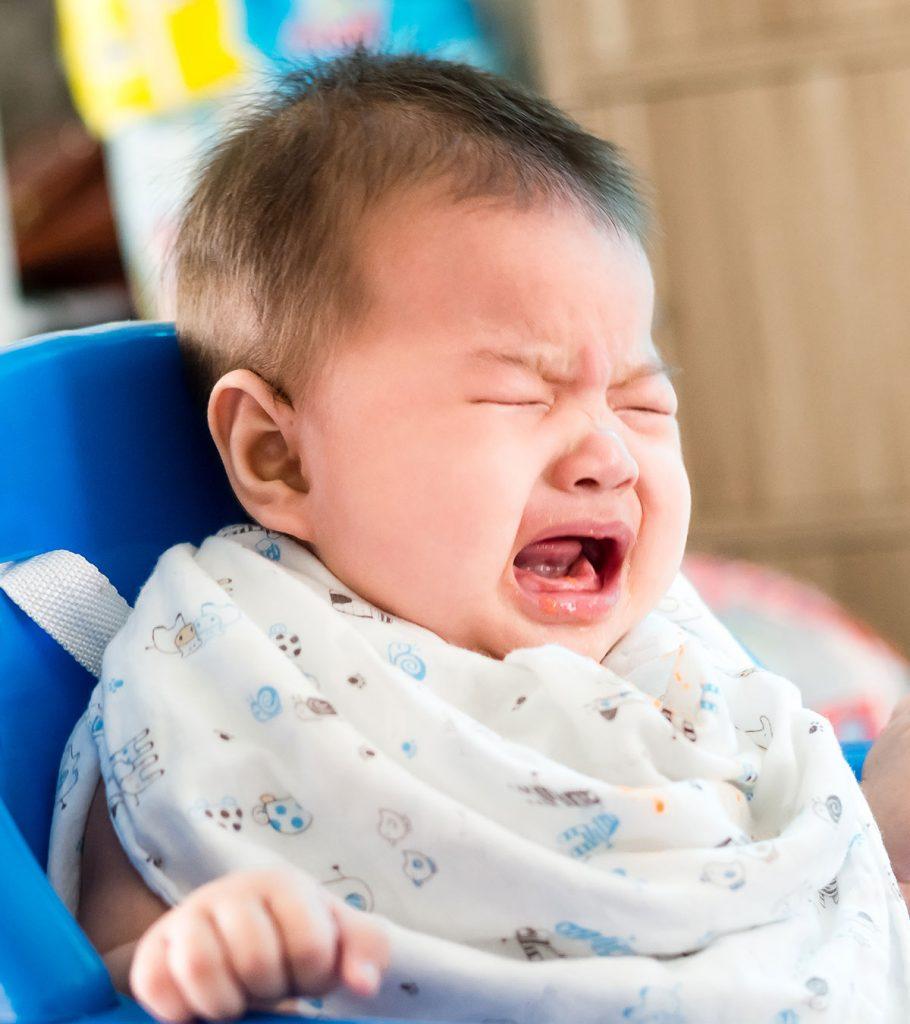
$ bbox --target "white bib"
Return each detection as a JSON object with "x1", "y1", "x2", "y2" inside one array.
[{"x1": 49, "y1": 525, "x2": 910, "y2": 1022}]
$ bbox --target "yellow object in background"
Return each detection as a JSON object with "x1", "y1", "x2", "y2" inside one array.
[
  {"x1": 168, "y1": 0, "x2": 244, "y2": 91},
  {"x1": 57, "y1": 0, "x2": 247, "y2": 138}
]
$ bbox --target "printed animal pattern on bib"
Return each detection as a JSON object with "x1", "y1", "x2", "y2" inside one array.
[
  {"x1": 253, "y1": 793, "x2": 312, "y2": 835},
  {"x1": 555, "y1": 920, "x2": 635, "y2": 957},
  {"x1": 45, "y1": 524, "x2": 910, "y2": 1024},
  {"x1": 322, "y1": 865, "x2": 375, "y2": 912},
  {"x1": 191, "y1": 796, "x2": 243, "y2": 832},
  {"x1": 107, "y1": 727, "x2": 164, "y2": 816},
  {"x1": 293, "y1": 694, "x2": 337, "y2": 721},
  {"x1": 512, "y1": 926, "x2": 566, "y2": 961},
  {"x1": 149, "y1": 602, "x2": 241, "y2": 658},
  {"x1": 388, "y1": 641, "x2": 427, "y2": 680},
  {"x1": 249, "y1": 685, "x2": 282, "y2": 722},
  {"x1": 378, "y1": 808, "x2": 411, "y2": 845},
  {"x1": 268, "y1": 623, "x2": 302, "y2": 659},
  {"x1": 557, "y1": 812, "x2": 620, "y2": 859},
  {"x1": 701, "y1": 860, "x2": 746, "y2": 890}
]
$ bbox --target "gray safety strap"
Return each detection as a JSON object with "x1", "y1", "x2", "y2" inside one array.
[{"x1": 0, "y1": 551, "x2": 131, "y2": 678}]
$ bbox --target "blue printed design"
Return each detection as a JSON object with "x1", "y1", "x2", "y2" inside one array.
[
  {"x1": 401, "y1": 740, "x2": 418, "y2": 759},
  {"x1": 587, "y1": 689, "x2": 641, "y2": 722},
  {"x1": 701, "y1": 861, "x2": 746, "y2": 890},
  {"x1": 555, "y1": 921, "x2": 634, "y2": 957},
  {"x1": 55, "y1": 744, "x2": 80, "y2": 809},
  {"x1": 249, "y1": 685, "x2": 282, "y2": 722},
  {"x1": 805, "y1": 977, "x2": 829, "y2": 1011},
  {"x1": 402, "y1": 849, "x2": 437, "y2": 887},
  {"x1": 255, "y1": 534, "x2": 282, "y2": 561},
  {"x1": 557, "y1": 812, "x2": 620, "y2": 860},
  {"x1": 195, "y1": 602, "x2": 239, "y2": 642},
  {"x1": 622, "y1": 985, "x2": 687, "y2": 1022},
  {"x1": 323, "y1": 867, "x2": 375, "y2": 912},
  {"x1": 388, "y1": 641, "x2": 426, "y2": 680},
  {"x1": 107, "y1": 677, "x2": 124, "y2": 694},
  {"x1": 699, "y1": 682, "x2": 720, "y2": 712},
  {"x1": 88, "y1": 704, "x2": 104, "y2": 738},
  {"x1": 253, "y1": 793, "x2": 312, "y2": 835}
]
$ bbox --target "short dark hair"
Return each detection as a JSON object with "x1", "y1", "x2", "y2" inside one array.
[{"x1": 174, "y1": 47, "x2": 650, "y2": 406}]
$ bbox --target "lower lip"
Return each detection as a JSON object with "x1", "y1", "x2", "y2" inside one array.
[{"x1": 509, "y1": 551, "x2": 627, "y2": 625}]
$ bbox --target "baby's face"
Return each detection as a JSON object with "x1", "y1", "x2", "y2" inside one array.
[{"x1": 290, "y1": 192, "x2": 690, "y2": 661}]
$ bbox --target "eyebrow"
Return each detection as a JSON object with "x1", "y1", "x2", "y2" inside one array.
[{"x1": 468, "y1": 347, "x2": 678, "y2": 387}]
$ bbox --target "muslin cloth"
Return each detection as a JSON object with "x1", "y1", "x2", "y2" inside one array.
[{"x1": 49, "y1": 524, "x2": 910, "y2": 1022}]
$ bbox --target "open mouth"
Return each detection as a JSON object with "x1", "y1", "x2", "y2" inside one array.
[
  {"x1": 513, "y1": 524, "x2": 626, "y2": 589},
  {"x1": 510, "y1": 527, "x2": 632, "y2": 620},
  {"x1": 514, "y1": 536, "x2": 619, "y2": 589}
]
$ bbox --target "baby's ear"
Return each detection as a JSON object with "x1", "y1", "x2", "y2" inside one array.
[{"x1": 207, "y1": 369, "x2": 312, "y2": 536}]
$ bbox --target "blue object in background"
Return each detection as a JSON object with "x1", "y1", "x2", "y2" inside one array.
[
  {"x1": 387, "y1": 0, "x2": 498, "y2": 66},
  {"x1": 841, "y1": 739, "x2": 873, "y2": 783},
  {"x1": 244, "y1": 0, "x2": 499, "y2": 71}
]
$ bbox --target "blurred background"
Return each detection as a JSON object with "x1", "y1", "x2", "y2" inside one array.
[{"x1": 3, "y1": 0, "x2": 910, "y2": 737}]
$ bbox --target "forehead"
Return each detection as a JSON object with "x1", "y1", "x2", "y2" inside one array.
[{"x1": 354, "y1": 190, "x2": 656, "y2": 372}]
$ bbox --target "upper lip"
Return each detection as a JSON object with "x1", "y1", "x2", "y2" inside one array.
[{"x1": 514, "y1": 518, "x2": 636, "y2": 559}]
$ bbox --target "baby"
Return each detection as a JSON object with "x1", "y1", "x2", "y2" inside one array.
[{"x1": 50, "y1": 49, "x2": 910, "y2": 1024}]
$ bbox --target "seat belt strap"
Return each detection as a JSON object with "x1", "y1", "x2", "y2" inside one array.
[{"x1": 0, "y1": 551, "x2": 131, "y2": 678}]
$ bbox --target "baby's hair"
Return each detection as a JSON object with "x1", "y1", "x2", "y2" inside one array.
[{"x1": 174, "y1": 47, "x2": 650, "y2": 407}]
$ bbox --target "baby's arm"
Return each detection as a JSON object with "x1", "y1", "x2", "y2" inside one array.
[
  {"x1": 860, "y1": 696, "x2": 910, "y2": 907},
  {"x1": 78, "y1": 781, "x2": 390, "y2": 1022},
  {"x1": 78, "y1": 780, "x2": 171, "y2": 990}
]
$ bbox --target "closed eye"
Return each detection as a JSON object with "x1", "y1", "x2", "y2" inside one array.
[
  {"x1": 471, "y1": 399, "x2": 551, "y2": 408},
  {"x1": 612, "y1": 372, "x2": 679, "y2": 418}
]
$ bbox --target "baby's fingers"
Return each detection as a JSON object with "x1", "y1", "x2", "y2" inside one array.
[
  {"x1": 164, "y1": 909, "x2": 245, "y2": 1021},
  {"x1": 264, "y1": 883, "x2": 339, "y2": 996},
  {"x1": 332, "y1": 899, "x2": 390, "y2": 999},
  {"x1": 131, "y1": 928, "x2": 194, "y2": 1024},
  {"x1": 209, "y1": 896, "x2": 287, "y2": 1001}
]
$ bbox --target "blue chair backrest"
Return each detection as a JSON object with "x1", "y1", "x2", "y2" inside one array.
[{"x1": 0, "y1": 322, "x2": 244, "y2": 865}]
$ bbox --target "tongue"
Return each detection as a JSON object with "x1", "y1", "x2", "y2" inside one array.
[{"x1": 514, "y1": 539, "x2": 584, "y2": 578}]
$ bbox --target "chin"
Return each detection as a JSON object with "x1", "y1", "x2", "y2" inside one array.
[{"x1": 478, "y1": 615, "x2": 628, "y2": 663}]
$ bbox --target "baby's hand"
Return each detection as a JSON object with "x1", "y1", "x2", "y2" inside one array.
[
  {"x1": 130, "y1": 867, "x2": 389, "y2": 1023},
  {"x1": 861, "y1": 695, "x2": 910, "y2": 907}
]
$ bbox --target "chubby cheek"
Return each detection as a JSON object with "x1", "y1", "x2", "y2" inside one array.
[
  {"x1": 308, "y1": 411, "x2": 531, "y2": 617},
  {"x1": 629, "y1": 446, "x2": 691, "y2": 612}
]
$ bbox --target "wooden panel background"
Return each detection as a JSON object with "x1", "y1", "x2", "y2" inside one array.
[{"x1": 530, "y1": 0, "x2": 910, "y2": 653}]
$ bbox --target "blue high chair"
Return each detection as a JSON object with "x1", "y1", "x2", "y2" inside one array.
[
  {"x1": 0, "y1": 322, "x2": 429, "y2": 1024},
  {"x1": 0, "y1": 321, "x2": 872, "y2": 1024}
]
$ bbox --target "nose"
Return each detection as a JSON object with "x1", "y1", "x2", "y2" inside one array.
[{"x1": 546, "y1": 419, "x2": 639, "y2": 494}]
